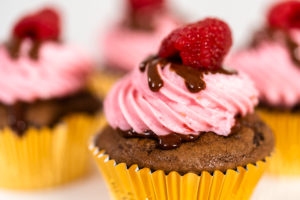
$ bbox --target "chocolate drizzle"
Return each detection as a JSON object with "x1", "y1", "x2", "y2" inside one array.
[
  {"x1": 8, "y1": 103, "x2": 28, "y2": 135},
  {"x1": 5, "y1": 38, "x2": 57, "y2": 60},
  {"x1": 5, "y1": 38, "x2": 22, "y2": 59},
  {"x1": 251, "y1": 27, "x2": 300, "y2": 67},
  {"x1": 140, "y1": 55, "x2": 167, "y2": 91},
  {"x1": 116, "y1": 114, "x2": 264, "y2": 150},
  {"x1": 117, "y1": 128, "x2": 199, "y2": 150},
  {"x1": 140, "y1": 56, "x2": 237, "y2": 93}
]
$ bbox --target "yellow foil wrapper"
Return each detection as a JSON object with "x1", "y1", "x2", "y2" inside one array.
[
  {"x1": 90, "y1": 146, "x2": 269, "y2": 200},
  {"x1": 0, "y1": 113, "x2": 105, "y2": 190},
  {"x1": 258, "y1": 109, "x2": 300, "y2": 175},
  {"x1": 89, "y1": 69, "x2": 122, "y2": 98}
]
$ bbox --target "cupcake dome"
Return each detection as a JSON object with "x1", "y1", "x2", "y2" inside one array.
[{"x1": 92, "y1": 18, "x2": 274, "y2": 200}]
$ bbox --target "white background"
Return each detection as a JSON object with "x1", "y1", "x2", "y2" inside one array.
[
  {"x1": 1, "y1": 0, "x2": 300, "y2": 199},
  {"x1": 0, "y1": 0, "x2": 274, "y2": 59}
]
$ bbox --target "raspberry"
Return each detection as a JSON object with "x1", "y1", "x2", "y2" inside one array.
[
  {"x1": 159, "y1": 18, "x2": 232, "y2": 70},
  {"x1": 268, "y1": 1, "x2": 300, "y2": 30},
  {"x1": 128, "y1": 0, "x2": 164, "y2": 12},
  {"x1": 158, "y1": 18, "x2": 232, "y2": 69},
  {"x1": 13, "y1": 8, "x2": 61, "y2": 41}
]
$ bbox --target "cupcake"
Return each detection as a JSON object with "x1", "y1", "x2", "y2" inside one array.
[
  {"x1": 93, "y1": 0, "x2": 181, "y2": 97},
  {"x1": 90, "y1": 18, "x2": 274, "y2": 199},
  {"x1": 227, "y1": 0, "x2": 300, "y2": 175},
  {"x1": 0, "y1": 8, "x2": 103, "y2": 189}
]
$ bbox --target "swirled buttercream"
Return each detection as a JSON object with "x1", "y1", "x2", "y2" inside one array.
[
  {"x1": 226, "y1": 29, "x2": 300, "y2": 107},
  {"x1": 0, "y1": 39, "x2": 92, "y2": 104},
  {"x1": 102, "y1": 14, "x2": 180, "y2": 71},
  {"x1": 104, "y1": 63, "x2": 258, "y2": 137}
]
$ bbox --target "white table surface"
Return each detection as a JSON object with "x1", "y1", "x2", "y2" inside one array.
[{"x1": 0, "y1": 165, "x2": 300, "y2": 200}]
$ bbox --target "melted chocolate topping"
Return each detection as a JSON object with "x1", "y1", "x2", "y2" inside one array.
[
  {"x1": 117, "y1": 128, "x2": 199, "y2": 150},
  {"x1": 5, "y1": 38, "x2": 57, "y2": 60},
  {"x1": 251, "y1": 27, "x2": 300, "y2": 67},
  {"x1": 140, "y1": 56, "x2": 237, "y2": 93},
  {"x1": 116, "y1": 115, "x2": 262, "y2": 150},
  {"x1": 8, "y1": 103, "x2": 28, "y2": 134}
]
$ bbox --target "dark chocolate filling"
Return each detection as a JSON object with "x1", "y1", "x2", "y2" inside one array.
[
  {"x1": 139, "y1": 55, "x2": 237, "y2": 93},
  {"x1": 250, "y1": 27, "x2": 300, "y2": 67},
  {"x1": 1, "y1": 90, "x2": 101, "y2": 136}
]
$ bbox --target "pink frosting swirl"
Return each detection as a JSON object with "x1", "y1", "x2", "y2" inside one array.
[
  {"x1": 104, "y1": 64, "x2": 258, "y2": 137},
  {"x1": 0, "y1": 39, "x2": 92, "y2": 104},
  {"x1": 226, "y1": 30, "x2": 300, "y2": 107},
  {"x1": 102, "y1": 13, "x2": 180, "y2": 71}
]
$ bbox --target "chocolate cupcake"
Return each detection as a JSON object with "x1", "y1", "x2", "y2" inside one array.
[
  {"x1": 227, "y1": 0, "x2": 300, "y2": 175},
  {"x1": 90, "y1": 18, "x2": 274, "y2": 200},
  {"x1": 0, "y1": 7, "x2": 103, "y2": 189}
]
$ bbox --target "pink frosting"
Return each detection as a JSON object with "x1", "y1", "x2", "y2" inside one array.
[
  {"x1": 104, "y1": 64, "x2": 258, "y2": 137},
  {"x1": 226, "y1": 29, "x2": 300, "y2": 107},
  {"x1": 0, "y1": 39, "x2": 92, "y2": 104},
  {"x1": 102, "y1": 13, "x2": 180, "y2": 71}
]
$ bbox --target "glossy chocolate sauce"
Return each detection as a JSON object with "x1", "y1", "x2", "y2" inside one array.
[
  {"x1": 140, "y1": 55, "x2": 237, "y2": 93},
  {"x1": 116, "y1": 114, "x2": 265, "y2": 150},
  {"x1": 251, "y1": 27, "x2": 300, "y2": 67},
  {"x1": 8, "y1": 103, "x2": 28, "y2": 135},
  {"x1": 117, "y1": 128, "x2": 199, "y2": 150},
  {"x1": 5, "y1": 38, "x2": 57, "y2": 60}
]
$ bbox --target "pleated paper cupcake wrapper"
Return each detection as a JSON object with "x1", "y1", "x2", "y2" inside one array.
[
  {"x1": 88, "y1": 69, "x2": 122, "y2": 98},
  {"x1": 90, "y1": 145, "x2": 269, "y2": 200},
  {"x1": 0, "y1": 113, "x2": 105, "y2": 190},
  {"x1": 258, "y1": 109, "x2": 300, "y2": 175}
]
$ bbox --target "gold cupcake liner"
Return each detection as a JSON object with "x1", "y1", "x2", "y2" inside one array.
[
  {"x1": 0, "y1": 113, "x2": 105, "y2": 190},
  {"x1": 258, "y1": 109, "x2": 300, "y2": 175},
  {"x1": 90, "y1": 145, "x2": 269, "y2": 200},
  {"x1": 88, "y1": 69, "x2": 123, "y2": 98}
]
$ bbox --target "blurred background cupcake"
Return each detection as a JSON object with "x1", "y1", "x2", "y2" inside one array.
[
  {"x1": 0, "y1": 7, "x2": 103, "y2": 189},
  {"x1": 90, "y1": 18, "x2": 274, "y2": 200},
  {"x1": 91, "y1": 0, "x2": 182, "y2": 97},
  {"x1": 227, "y1": 0, "x2": 300, "y2": 175}
]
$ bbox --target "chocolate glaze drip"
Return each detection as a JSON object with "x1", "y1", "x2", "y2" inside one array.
[
  {"x1": 117, "y1": 128, "x2": 199, "y2": 150},
  {"x1": 5, "y1": 38, "x2": 57, "y2": 60},
  {"x1": 140, "y1": 55, "x2": 167, "y2": 91},
  {"x1": 140, "y1": 56, "x2": 237, "y2": 93},
  {"x1": 251, "y1": 27, "x2": 300, "y2": 67},
  {"x1": 5, "y1": 38, "x2": 22, "y2": 59},
  {"x1": 3, "y1": 90, "x2": 101, "y2": 136},
  {"x1": 8, "y1": 103, "x2": 28, "y2": 135},
  {"x1": 116, "y1": 114, "x2": 265, "y2": 150}
]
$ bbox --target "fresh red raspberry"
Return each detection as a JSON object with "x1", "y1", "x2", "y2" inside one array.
[
  {"x1": 158, "y1": 18, "x2": 232, "y2": 69},
  {"x1": 13, "y1": 8, "x2": 61, "y2": 41},
  {"x1": 268, "y1": 1, "x2": 300, "y2": 30},
  {"x1": 128, "y1": 0, "x2": 164, "y2": 12}
]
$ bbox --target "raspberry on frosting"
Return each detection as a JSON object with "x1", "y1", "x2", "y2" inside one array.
[
  {"x1": 158, "y1": 18, "x2": 232, "y2": 70},
  {"x1": 268, "y1": 1, "x2": 300, "y2": 30},
  {"x1": 13, "y1": 8, "x2": 61, "y2": 41}
]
